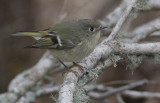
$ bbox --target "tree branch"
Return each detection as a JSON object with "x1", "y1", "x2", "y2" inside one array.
[
  {"x1": 107, "y1": 0, "x2": 138, "y2": 41},
  {"x1": 123, "y1": 90, "x2": 160, "y2": 99},
  {"x1": 116, "y1": 93, "x2": 125, "y2": 103},
  {"x1": 8, "y1": 51, "x2": 58, "y2": 95},
  {"x1": 88, "y1": 79, "x2": 147, "y2": 99},
  {"x1": 140, "y1": 0, "x2": 160, "y2": 11},
  {"x1": 121, "y1": 18, "x2": 160, "y2": 43},
  {"x1": 113, "y1": 41, "x2": 160, "y2": 54},
  {"x1": 0, "y1": 51, "x2": 59, "y2": 103}
]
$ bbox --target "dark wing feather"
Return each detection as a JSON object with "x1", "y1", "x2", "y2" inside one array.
[{"x1": 26, "y1": 32, "x2": 76, "y2": 50}]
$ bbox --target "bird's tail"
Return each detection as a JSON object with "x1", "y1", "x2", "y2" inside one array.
[{"x1": 12, "y1": 31, "x2": 46, "y2": 40}]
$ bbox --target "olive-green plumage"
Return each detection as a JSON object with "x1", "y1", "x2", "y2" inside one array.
[{"x1": 13, "y1": 19, "x2": 107, "y2": 62}]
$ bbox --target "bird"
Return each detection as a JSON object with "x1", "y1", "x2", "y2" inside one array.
[{"x1": 13, "y1": 19, "x2": 107, "y2": 75}]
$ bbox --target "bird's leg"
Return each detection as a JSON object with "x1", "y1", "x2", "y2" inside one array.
[
  {"x1": 57, "y1": 59, "x2": 68, "y2": 69},
  {"x1": 57, "y1": 59, "x2": 84, "y2": 77},
  {"x1": 57, "y1": 59, "x2": 72, "y2": 76},
  {"x1": 65, "y1": 69, "x2": 78, "y2": 77},
  {"x1": 63, "y1": 62, "x2": 84, "y2": 77},
  {"x1": 65, "y1": 62, "x2": 84, "y2": 77}
]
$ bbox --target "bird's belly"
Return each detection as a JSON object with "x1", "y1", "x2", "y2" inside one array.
[
  {"x1": 51, "y1": 33, "x2": 100, "y2": 62},
  {"x1": 51, "y1": 47, "x2": 91, "y2": 62}
]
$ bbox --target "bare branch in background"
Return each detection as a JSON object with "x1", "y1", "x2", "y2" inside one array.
[
  {"x1": 131, "y1": 18, "x2": 160, "y2": 42},
  {"x1": 8, "y1": 51, "x2": 57, "y2": 95},
  {"x1": 0, "y1": 51, "x2": 59, "y2": 103},
  {"x1": 140, "y1": 0, "x2": 160, "y2": 11},
  {"x1": 88, "y1": 79, "x2": 147, "y2": 99},
  {"x1": 116, "y1": 94, "x2": 125, "y2": 103},
  {"x1": 123, "y1": 90, "x2": 160, "y2": 99},
  {"x1": 106, "y1": 0, "x2": 138, "y2": 41}
]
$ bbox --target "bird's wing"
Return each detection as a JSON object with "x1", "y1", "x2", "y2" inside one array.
[
  {"x1": 12, "y1": 24, "x2": 81, "y2": 50},
  {"x1": 26, "y1": 32, "x2": 76, "y2": 50}
]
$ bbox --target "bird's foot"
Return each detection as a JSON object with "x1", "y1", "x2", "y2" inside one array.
[
  {"x1": 69, "y1": 62, "x2": 84, "y2": 72},
  {"x1": 62, "y1": 62, "x2": 84, "y2": 77}
]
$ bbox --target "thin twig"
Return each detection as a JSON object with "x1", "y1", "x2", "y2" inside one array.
[
  {"x1": 116, "y1": 93, "x2": 125, "y2": 103},
  {"x1": 107, "y1": 0, "x2": 138, "y2": 41},
  {"x1": 88, "y1": 79, "x2": 148, "y2": 99},
  {"x1": 123, "y1": 90, "x2": 160, "y2": 99}
]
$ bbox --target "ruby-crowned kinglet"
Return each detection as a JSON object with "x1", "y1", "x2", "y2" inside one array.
[{"x1": 13, "y1": 19, "x2": 107, "y2": 62}]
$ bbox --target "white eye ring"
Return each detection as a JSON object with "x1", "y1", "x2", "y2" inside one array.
[{"x1": 89, "y1": 27, "x2": 95, "y2": 32}]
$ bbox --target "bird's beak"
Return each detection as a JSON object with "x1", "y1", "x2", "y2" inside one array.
[{"x1": 96, "y1": 26, "x2": 108, "y2": 31}]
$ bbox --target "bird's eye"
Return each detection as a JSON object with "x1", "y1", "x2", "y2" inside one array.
[{"x1": 89, "y1": 27, "x2": 95, "y2": 32}]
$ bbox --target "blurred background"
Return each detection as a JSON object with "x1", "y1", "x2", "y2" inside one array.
[{"x1": 0, "y1": 0, "x2": 160, "y2": 103}]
